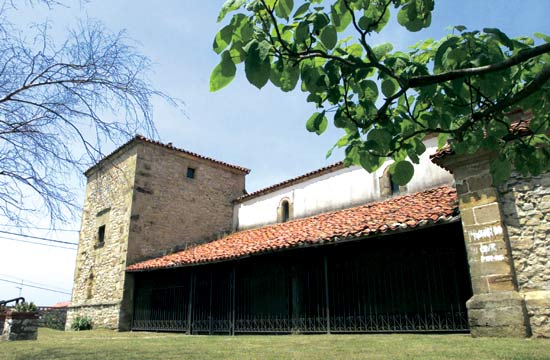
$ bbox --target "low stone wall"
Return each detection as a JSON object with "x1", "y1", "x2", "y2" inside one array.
[
  {"x1": 65, "y1": 303, "x2": 121, "y2": 331},
  {"x1": 499, "y1": 172, "x2": 550, "y2": 338},
  {"x1": 1, "y1": 312, "x2": 38, "y2": 341},
  {"x1": 38, "y1": 307, "x2": 67, "y2": 330}
]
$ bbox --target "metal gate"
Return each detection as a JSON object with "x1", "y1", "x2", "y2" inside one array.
[{"x1": 132, "y1": 221, "x2": 472, "y2": 334}]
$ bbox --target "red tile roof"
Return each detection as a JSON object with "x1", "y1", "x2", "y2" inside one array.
[
  {"x1": 50, "y1": 301, "x2": 70, "y2": 308},
  {"x1": 85, "y1": 135, "x2": 250, "y2": 176},
  {"x1": 127, "y1": 185, "x2": 458, "y2": 272},
  {"x1": 235, "y1": 161, "x2": 345, "y2": 203}
]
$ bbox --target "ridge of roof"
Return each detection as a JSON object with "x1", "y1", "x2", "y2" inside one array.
[
  {"x1": 84, "y1": 135, "x2": 251, "y2": 176},
  {"x1": 235, "y1": 161, "x2": 346, "y2": 203},
  {"x1": 127, "y1": 185, "x2": 458, "y2": 272}
]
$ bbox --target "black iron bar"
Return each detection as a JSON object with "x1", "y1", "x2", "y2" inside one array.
[
  {"x1": 323, "y1": 254, "x2": 331, "y2": 334},
  {"x1": 187, "y1": 273, "x2": 194, "y2": 334}
]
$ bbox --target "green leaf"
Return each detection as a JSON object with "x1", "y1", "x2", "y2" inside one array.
[
  {"x1": 390, "y1": 160, "x2": 415, "y2": 185},
  {"x1": 294, "y1": 21, "x2": 310, "y2": 43},
  {"x1": 367, "y1": 128, "x2": 392, "y2": 152},
  {"x1": 313, "y1": 12, "x2": 330, "y2": 32},
  {"x1": 210, "y1": 51, "x2": 236, "y2": 92},
  {"x1": 320, "y1": 25, "x2": 337, "y2": 49},
  {"x1": 381, "y1": 78, "x2": 398, "y2": 97},
  {"x1": 213, "y1": 25, "x2": 233, "y2": 54},
  {"x1": 534, "y1": 32, "x2": 550, "y2": 43},
  {"x1": 373, "y1": 43, "x2": 393, "y2": 59},
  {"x1": 293, "y1": 2, "x2": 310, "y2": 18},
  {"x1": 218, "y1": 0, "x2": 245, "y2": 22},
  {"x1": 306, "y1": 111, "x2": 328, "y2": 135},
  {"x1": 245, "y1": 41, "x2": 271, "y2": 89},
  {"x1": 275, "y1": 0, "x2": 294, "y2": 20},
  {"x1": 361, "y1": 80, "x2": 378, "y2": 101},
  {"x1": 397, "y1": 1, "x2": 432, "y2": 32},
  {"x1": 231, "y1": 14, "x2": 254, "y2": 43},
  {"x1": 331, "y1": 1, "x2": 352, "y2": 32},
  {"x1": 359, "y1": 152, "x2": 384, "y2": 172},
  {"x1": 484, "y1": 27, "x2": 514, "y2": 49},
  {"x1": 257, "y1": 40, "x2": 272, "y2": 61},
  {"x1": 437, "y1": 133, "x2": 449, "y2": 149},
  {"x1": 490, "y1": 156, "x2": 512, "y2": 185},
  {"x1": 270, "y1": 60, "x2": 300, "y2": 92}
]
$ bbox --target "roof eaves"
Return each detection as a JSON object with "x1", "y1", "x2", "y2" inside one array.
[
  {"x1": 234, "y1": 161, "x2": 345, "y2": 203},
  {"x1": 84, "y1": 135, "x2": 251, "y2": 177}
]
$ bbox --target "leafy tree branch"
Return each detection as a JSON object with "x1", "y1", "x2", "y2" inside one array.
[{"x1": 211, "y1": 0, "x2": 550, "y2": 184}]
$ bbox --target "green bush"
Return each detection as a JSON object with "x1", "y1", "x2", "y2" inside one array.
[
  {"x1": 71, "y1": 315, "x2": 92, "y2": 331},
  {"x1": 13, "y1": 301, "x2": 37, "y2": 312}
]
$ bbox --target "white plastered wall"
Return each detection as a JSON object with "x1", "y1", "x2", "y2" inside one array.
[{"x1": 235, "y1": 137, "x2": 453, "y2": 230}]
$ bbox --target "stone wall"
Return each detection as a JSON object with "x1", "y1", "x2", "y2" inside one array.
[
  {"x1": 37, "y1": 307, "x2": 67, "y2": 330},
  {"x1": 66, "y1": 303, "x2": 121, "y2": 330},
  {"x1": 436, "y1": 151, "x2": 529, "y2": 338},
  {"x1": 67, "y1": 145, "x2": 139, "y2": 330},
  {"x1": 1, "y1": 312, "x2": 38, "y2": 341},
  {"x1": 68, "y1": 139, "x2": 247, "y2": 331},
  {"x1": 499, "y1": 172, "x2": 550, "y2": 338},
  {"x1": 435, "y1": 150, "x2": 550, "y2": 338},
  {"x1": 126, "y1": 142, "x2": 246, "y2": 263}
]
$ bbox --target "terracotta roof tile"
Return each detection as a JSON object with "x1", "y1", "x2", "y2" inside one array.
[
  {"x1": 127, "y1": 185, "x2": 458, "y2": 272},
  {"x1": 85, "y1": 135, "x2": 250, "y2": 176}
]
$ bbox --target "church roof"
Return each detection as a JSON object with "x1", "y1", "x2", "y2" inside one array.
[
  {"x1": 84, "y1": 135, "x2": 250, "y2": 176},
  {"x1": 234, "y1": 161, "x2": 345, "y2": 203},
  {"x1": 127, "y1": 185, "x2": 459, "y2": 272}
]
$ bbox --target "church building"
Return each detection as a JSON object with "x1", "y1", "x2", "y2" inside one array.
[{"x1": 67, "y1": 121, "x2": 550, "y2": 338}]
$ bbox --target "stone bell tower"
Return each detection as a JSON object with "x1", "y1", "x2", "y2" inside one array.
[{"x1": 66, "y1": 136, "x2": 248, "y2": 330}]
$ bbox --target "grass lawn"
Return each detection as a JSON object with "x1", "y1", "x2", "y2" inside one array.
[{"x1": 1, "y1": 328, "x2": 549, "y2": 360}]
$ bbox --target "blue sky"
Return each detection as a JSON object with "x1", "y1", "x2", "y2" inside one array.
[{"x1": 1, "y1": 0, "x2": 549, "y2": 305}]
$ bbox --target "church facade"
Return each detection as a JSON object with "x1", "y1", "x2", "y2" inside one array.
[{"x1": 67, "y1": 131, "x2": 550, "y2": 338}]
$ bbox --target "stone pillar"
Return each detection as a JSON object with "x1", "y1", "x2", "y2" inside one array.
[{"x1": 435, "y1": 151, "x2": 530, "y2": 337}]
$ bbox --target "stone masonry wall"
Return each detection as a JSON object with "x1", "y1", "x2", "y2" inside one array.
[
  {"x1": 66, "y1": 304, "x2": 121, "y2": 330},
  {"x1": 438, "y1": 151, "x2": 529, "y2": 337},
  {"x1": 1, "y1": 313, "x2": 38, "y2": 341},
  {"x1": 499, "y1": 172, "x2": 550, "y2": 338},
  {"x1": 126, "y1": 142, "x2": 246, "y2": 264},
  {"x1": 68, "y1": 139, "x2": 247, "y2": 331},
  {"x1": 67, "y1": 146, "x2": 138, "y2": 330}
]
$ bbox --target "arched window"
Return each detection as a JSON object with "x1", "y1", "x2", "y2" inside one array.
[
  {"x1": 380, "y1": 166, "x2": 405, "y2": 197},
  {"x1": 390, "y1": 174, "x2": 400, "y2": 195},
  {"x1": 277, "y1": 198, "x2": 293, "y2": 223},
  {"x1": 281, "y1": 200, "x2": 290, "y2": 223}
]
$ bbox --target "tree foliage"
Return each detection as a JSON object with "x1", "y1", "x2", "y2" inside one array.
[
  {"x1": 211, "y1": 0, "x2": 550, "y2": 184},
  {"x1": 0, "y1": 2, "x2": 174, "y2": 225}
]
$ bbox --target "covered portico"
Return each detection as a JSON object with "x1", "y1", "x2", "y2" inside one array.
[{"x1": 127, "y1": 186, "x2": 473, "y2": 334}]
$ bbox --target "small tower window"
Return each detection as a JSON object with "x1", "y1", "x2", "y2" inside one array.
[
  {"x1": 186, "y1": 167, "x2": 196, "y2": 179},
  {"x1": 281, "y1": 200, "x2": 290, "y2": 223},
  {"x1": 97, "y1": 225, "x2": 106, "y2": 245}
]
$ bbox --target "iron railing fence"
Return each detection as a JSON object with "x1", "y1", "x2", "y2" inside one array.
[{"x1": 132, "y1": 222, "x2": 472, "y2": 334}]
